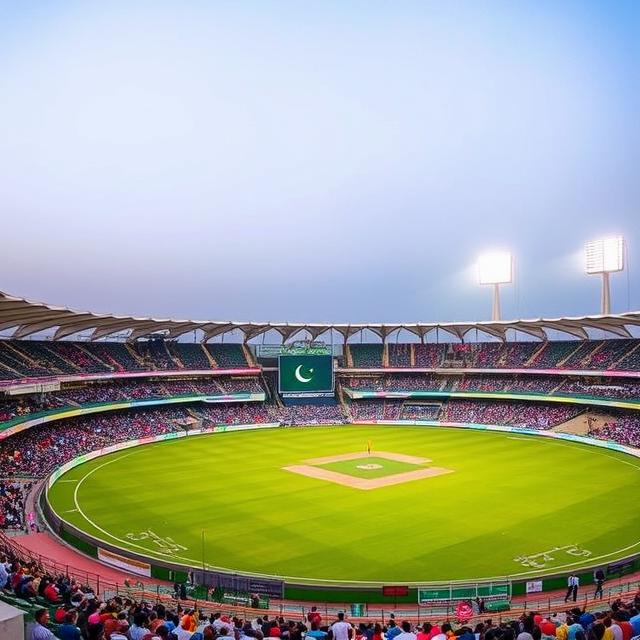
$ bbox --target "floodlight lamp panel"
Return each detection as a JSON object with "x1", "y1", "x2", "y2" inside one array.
[
  {"x1": 585, "y1": 236, "x2": 624, "y2": 274},
  {"x1": 477, "y1": 251, "x2": 513, "y2": 285}
]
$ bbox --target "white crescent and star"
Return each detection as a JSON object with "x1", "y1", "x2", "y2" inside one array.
[{"x1": 294, "y1": 365, "x2": 314, "y2": 383}]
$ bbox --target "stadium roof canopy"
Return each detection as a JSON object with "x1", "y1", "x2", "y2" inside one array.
[{"x1": 1, "y1": 290, "x2": 640, "y2": 342}]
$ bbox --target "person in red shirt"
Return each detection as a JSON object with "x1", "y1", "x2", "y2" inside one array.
[
  {"x1": 269, "y1": 620, "x2": 282, "y2": 637},
  {"x1": 308, "y1": 607, "x2": 322, "y2": 627},
  {"x1": 612, "y1": 613, "x2": 633, "y2": 640},
  {"x1": 417, "y1": 624, "x2": 432, "y2": 640},
  {"x1": 540, "y1": 621, "x2": 557, "y2": 637},
  {"x1": 54, "y1": 606, "x2": 68, "y2": 624},
  {"x1": 44, "y1": 581, "x2": 60, "y2": 603}
]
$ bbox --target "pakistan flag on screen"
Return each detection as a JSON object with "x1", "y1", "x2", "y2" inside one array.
[{"x1": 278, "y1": 355, "x2": 334, "y2": 393}]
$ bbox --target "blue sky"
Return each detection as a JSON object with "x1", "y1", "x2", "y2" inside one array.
[{"x1": 0, "y1": 1, "x2": 638, "y2": 325}]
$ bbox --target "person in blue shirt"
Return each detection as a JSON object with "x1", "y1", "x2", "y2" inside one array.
[
  {"x1": 579, "y1": 612, "x2": 595, "y2": 630},
  {"x1": 387, "y1": 621, "x2": 402, "y2": 640},
  {"x1": 567, "y1": 616, "x2": 584, "y2": 640},
  {"x1": 58, "y1": 611, "x2": 82, "y2": 640},
  {"x1": 307, "y1": 623, "x2": 329, "y2": 640}
]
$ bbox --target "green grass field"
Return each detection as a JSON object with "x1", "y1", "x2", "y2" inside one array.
[
  {"x1": 318, "y1": 456, "x2": 421, "y2": 478},
  {"x1": 47, "y1": 425, "x2": 640, "y2": 584}
]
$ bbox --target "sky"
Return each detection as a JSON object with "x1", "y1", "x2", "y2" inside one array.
[{"x1": 0, "y1": 1, "x2": 638, "y2": 328}]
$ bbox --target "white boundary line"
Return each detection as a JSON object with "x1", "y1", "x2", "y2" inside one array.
[{"x1": 50, "y1": 424, "x2": 640, "y2": 585}]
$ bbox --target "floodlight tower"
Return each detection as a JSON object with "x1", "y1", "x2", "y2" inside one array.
[
  {"x1": 585, "y1": 236, "x2": 625, "y2": 315},
  {"x1": 477, "y1": 251, "x2": 513, "y2": 321}
]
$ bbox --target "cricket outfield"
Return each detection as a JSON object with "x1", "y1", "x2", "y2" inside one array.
[{"x1": 46, "y1": 425, "x2": 640, "y2": 585}]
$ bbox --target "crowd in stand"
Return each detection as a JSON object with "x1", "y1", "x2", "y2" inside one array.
[
  {"x1": 554, "y1": 379, "x2": 640, "y2": 400},
  {"x1": 0, "y1": 340, "x2": 251, "y2": 381},
  {"x1": 349, "y1": 399, "x2": 587, "y2": 430},
  {"x1": 3, "y1": 338, "x2": 640, "y2": 388},
  {"x1": 400, "y1": 404, "x2": 441, "y2": 421},
  {"x1": 3, "y1": 395, "x2": 638, "y2": 479},
  {"x1": 279, "y1": 403, "x2": 346, "y2": 425},
  {"x1": 0, "y1": 395, "x2": 66, "y2": 422},
  {"x1": 195, "y1": 403, "x2": 276, "y2": 426},
  {"x1": 388, "y1": 343, "x2": 412, "y2": 366},
  {"x1": 443, "y1": 400, "x2": 584, "y2": 429},
  {"x1": 0, "y1": 378, "x2": 265, "y2": 423},
  {"x1": 0, "y1": 481, "x2": 30, "y2": 530},
  {"x1": 342, "y1": 375, "x2": 640, "y2": 401},
  {"x1": 206, "y1": 344, "x2": 250, "y2": 368},
  {"x1": 349, "y1": 344, "x2": 384, "y2": 368},
  {"x1": 350, "y1": 400, "x2": 401, "y2": 421},
  {"x1": 3, "y1": 338, "x2": 640, "y2": 385},
  {"x1": 413, "y1": 344, "x2": 444, "y2": 368},
  {"x1": 589, "y1": 412, "x2": 640, "y2": 448},
  {"x1": 349, "y1": 339, "x2": 640, "y2": 371},
  {"x1": 344, "y1": 375, "x2": 446, "y2": 392},
  {"x1": 0, "y1": 408, "x2": 188, "y2": 477},
  {"x1": 219, "y1": 378, "x2": 264, "y2": 394},
  {"x1": 4, "y1": 372, "x2": 638, "y2": 429}
]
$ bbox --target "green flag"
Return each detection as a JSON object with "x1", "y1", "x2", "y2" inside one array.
[{"x1": 278, "y1": 354, "x2": 333, "y2": 393}]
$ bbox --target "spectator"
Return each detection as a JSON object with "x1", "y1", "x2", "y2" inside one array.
[{"x1": 30, "y1": 608, "x2": 58, "y2": 640}]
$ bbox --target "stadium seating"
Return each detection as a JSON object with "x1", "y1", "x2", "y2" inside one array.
[
  {"x1": 388, "y1": 343, "x2": 411, "y2": 366},
  {"x1": 349, "y1": 344, "x2": 384, "y2": 367},
  {"x1": 350, "y1": 397, "x2": 587, "y2": 429},
  {"x1": 205, "y1": 344, "x2": 249, "y2": 367},
  {"x1": 0, "y1": 377, "x2": 267, "y2": 424},
  {"x1": 442, "y1": 399, "x2": 584, "y2": 428},
  {"x1": 167, "y1": 342, "x2": 212, "y2": 369},
  {"x1": 400, "y1": 403, "x2": 441, "y2": 420},
  {"x1": 0, "y1": 407, "x2": 189, "y2": 477},
  {"x1": 279, "y1": 401, "x2": 345, "y2": 425},
  {"x1": 350, "y1": 399, "x2": 394, "y2": 421},
  {"x1": 134, "y1": 339, "x2": 177, "y2": 370},
  {"x1": 41, "y1": 342, "x2": 111, "y2": 374},
  {"x1": 341, "y1": 373, "x2": 640, "y2": 400},
  {"x1": 413, "y1": 344, "x2": 445, "y2": 367},
  {"x1": 0, "y1": 556, "x2": 636, "y2": 640},
  {"x1": 604, "y1": 339, "x2": 640, "y2": 370},
  {"x1": 0, "y1": 340, "x2": 259, "y2": 383},
  {"x1": 589, "y1": 412, "x2": 640, "y2": 447},
  {"x1": 0, "y1": 481, "x2": 29, "y2": 530},
  {"x1": 3, "y1": 339, "x2": 640, "y2": 386},
  {"x1": 82, "y1": 341, "x2": 145, "y2": 372},
  {"x1": 9, "y1": 341, "x2": 82, "y2": 375}
]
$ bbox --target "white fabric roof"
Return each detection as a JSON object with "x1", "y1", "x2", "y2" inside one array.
[{"x1": 1, "y1": 289, "x2": 640, "y2": 342}]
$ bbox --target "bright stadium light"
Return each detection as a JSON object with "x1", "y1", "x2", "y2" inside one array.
[
  {"x1": 585, "y1": 236, "x2": 625, "y2": 314},
  {"x1": 476, "y1": 251, "x2": 513, "y2": 322}
]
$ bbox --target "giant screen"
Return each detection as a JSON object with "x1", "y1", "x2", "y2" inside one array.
[{"x1": 278, "y1": 354, "x2": 334, "y2": 395}]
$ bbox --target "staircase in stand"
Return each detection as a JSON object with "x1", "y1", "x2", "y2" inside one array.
[
  {"x1": 200, "y1": 344, "x2": 218, "y2": 368},
  {"x1": 242, "y1": 343, "x2": 256, "y2": 367},
  {"x1": 124, "y1": 343, "x2": 146, "y2": 368},
  {"x1": 524, "y1": 342, "x2": 548, "y2": 367}
]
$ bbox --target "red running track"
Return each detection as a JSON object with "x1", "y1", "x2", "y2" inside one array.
[{"x1": 12, "y1": 532, "x2": 169, "y2": 590}]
